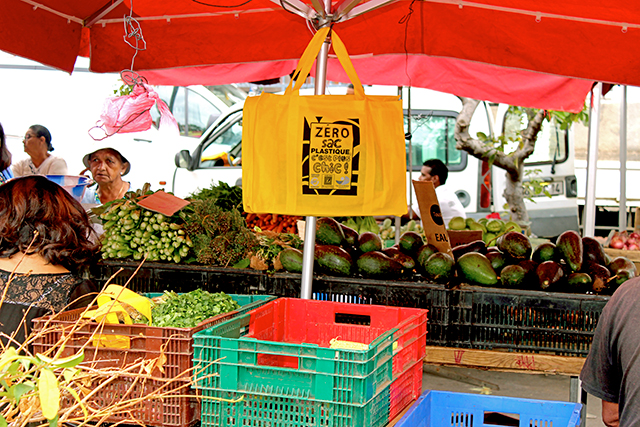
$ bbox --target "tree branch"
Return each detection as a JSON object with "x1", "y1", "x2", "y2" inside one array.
[
  {"x1": 514, "y1": 109, "x2": 545, "y2": 161},
  {"x1": 456, "y1": 97, "x2": 519, "y2": 179}
]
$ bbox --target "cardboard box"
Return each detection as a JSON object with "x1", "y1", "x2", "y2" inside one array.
[
  {"x1": 447, "y1": 230, "x2": 483, "y2": 248},
  {"x1": 412, "y1": 180, "x2": 452, "y2": 256}
]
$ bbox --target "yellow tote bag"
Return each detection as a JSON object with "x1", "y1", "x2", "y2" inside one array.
[{"x1": 242, "y1": 27, "x2": 406, "y2": 217}]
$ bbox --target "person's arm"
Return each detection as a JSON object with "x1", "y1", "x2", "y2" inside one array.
[
  {"x1": 11, "y1": 160, "x2": 25, "y2": 177},
  {"x1": 48, "y1": 157, "x2": 68, "y2": 175},
  {"x1": 602, "y1": 400, "x2": 620, "y2": 427}
]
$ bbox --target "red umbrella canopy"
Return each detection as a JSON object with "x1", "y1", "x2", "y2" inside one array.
[{"x1": 3, "y1": 0, "x2": 638, "y2": 110}]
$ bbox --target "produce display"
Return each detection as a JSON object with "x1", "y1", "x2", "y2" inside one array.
[
  {"x1": 453, "y1": 230, "x2": 635, "y2": 295},
  {"x1": 276, "y1": 217, "x2": 635, "y2": 295},
  {"x1": 150, "y1": 290, "x2": 241, "y2": 328},
  {"x1": 96, "y1": 182, "x2": 635, "y2": 296},
  {"x1": 448, "y1": 216, "x2": 522, "y2": 246},
  {"x1": 182, "y1": 197, "x2": 257, "y2": 267},
  {"x1": 244, "y1": 213, "x2": 303, "y2": 234},
  {"x1": 379, "y1": 218, "x2": 426, "y2": 242},
  {"x1": 98, "y1": 186, "x2": 192, "y2": 262},
  {"x1": 608, "y1": 230, "x2": 640, "y2": 251}
]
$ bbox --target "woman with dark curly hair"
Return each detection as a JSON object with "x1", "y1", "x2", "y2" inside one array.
[{"x1": 0, "y1": 176, "x2": 100, "y2": 345}]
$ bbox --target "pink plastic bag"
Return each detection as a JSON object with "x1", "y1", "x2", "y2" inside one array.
[{"x1": 90, "y1": 83, "x2": 178, "y2": 140}]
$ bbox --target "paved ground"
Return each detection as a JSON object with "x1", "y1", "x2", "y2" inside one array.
[{"x1": 420, "y1": 366, "x2": 605, "y2": 426}]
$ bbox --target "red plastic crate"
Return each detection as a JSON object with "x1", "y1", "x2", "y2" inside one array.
[
  {"x1": 193, "y1": 298, "x2": 428, "y2": 405},
  {"x1": 246, "y1": 297, "x2": 427, "y2": 377},
  {"x1": 31, "y1": 294, "x2": 275, "y2": 427},
  {"x1": 389, "y1": 359, "x2": 423, "y2": 421}
]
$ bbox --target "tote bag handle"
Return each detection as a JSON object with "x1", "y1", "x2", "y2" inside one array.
[{"x1": 285, "y1": 27, "x2": 365, "y2": 98}]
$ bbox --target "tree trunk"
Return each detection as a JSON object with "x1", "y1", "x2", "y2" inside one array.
[{"x1": 456, "y1": 97, "x2": 545, "y2": 225}]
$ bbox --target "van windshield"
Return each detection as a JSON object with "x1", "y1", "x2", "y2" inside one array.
[{"x1": 406, "y1": 111, "x2": 462, "y2": 170}]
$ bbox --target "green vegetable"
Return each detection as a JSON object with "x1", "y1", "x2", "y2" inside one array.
[
  {"x1": 188, "y1": 181, "x2": 244, "y2": 211},
  {"x1": 98, "y1": 184, "x2": 192, "y2": 262},
  {"x1": 151, "y1": 290, "x2": 241, "y2": 328}
]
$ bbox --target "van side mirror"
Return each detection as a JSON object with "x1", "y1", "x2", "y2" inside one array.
[{"x1": 175, "y1": 150, "x2": 192, "y2": 169}]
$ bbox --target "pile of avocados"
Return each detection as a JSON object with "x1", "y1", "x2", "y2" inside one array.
[
  {"x1": 449, "y1": 229, "x2": 635, "y2": 295},
  {"x1": 279, "y1": 217, "x2": 452, "y2": 282},
  {"x1": 279, "y1": 217, "x2": 636, "y2": 295}
]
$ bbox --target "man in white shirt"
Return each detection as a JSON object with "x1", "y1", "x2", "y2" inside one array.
[{"x1": 411, "y1": 159, "x2": 466, "y2": 226}]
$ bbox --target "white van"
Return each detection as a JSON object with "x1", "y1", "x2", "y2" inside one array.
[
  {"x1": 0, "y1": 51, "x2": 241, "y2": 192},
  {"x1": 171, "y1": 86, "x2": 579, "y2": 238}
]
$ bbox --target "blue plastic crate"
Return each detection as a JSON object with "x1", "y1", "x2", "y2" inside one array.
[{"x1": 396, "y1": 390, "x2": 582, "y2": 427}]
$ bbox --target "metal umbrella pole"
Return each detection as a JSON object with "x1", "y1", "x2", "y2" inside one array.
[
  {"x1": 300, "y1": 16, "x2": 332, "y2": 300},
  {"x1": 583, "y1": 82, "x2": 603, "y2": 238},
  {"x1": 619, "y1": 85, "x2": 628, "y2": 232}
]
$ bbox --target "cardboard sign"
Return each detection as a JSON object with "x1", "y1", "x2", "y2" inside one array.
[
  {"x1": 137, "y1": 191, "x2": 190, "y2": 217},
  {"x1": 412, "y1": 180, "x2": 453, "y2": 256}
]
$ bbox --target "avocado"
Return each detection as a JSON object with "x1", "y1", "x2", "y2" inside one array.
[
  {"x1": 340, "y1": 223, "x2": 359, "y2": 247},
  {"x1": 500, "y1": 264, "x2": 526, "y2": 288},
  {"x1": 517, "y1": 260, "x2": 540, "y2": 290},
  {"x1": 503, "y1": 221, "x2": 522, "y2": 234},
  {"x1": 582, "y1": 261, "x2": 612, "y2": 294},
  {"x1": 566, "y1": 272, "x2": 592, "y2": 293},
  {"x1": 469, "y1": 222, "x2": 487, "y2": 233},
  {"x1": 497, "y1": 231, "x2": 532, "y2": 260},
  {"x1": 486, "y1": 250, "x2": 507, "y2": 275},
  {"x1": 417, "y1": 244, "x2": 439, "y2": 275},
  {"x1": 555, "y1": 230, "x2": 583, "y2": 273},
  {"x1": 582, "y1": 236, "x2": 606, "y2": 266},
  {"x1": 451, "y1": 240, "x2": 487, "y2": 261},
  {"x1": 356, "y1": 251, "x2": 404, "y2": 278},
  {"x1": 314, "y1": 244, "x2": 352, "y2": 276},
  {"x1": 279, "y1": 247, "x2": 304, "y2": 273},
  {"x1": 465, "y1": 218, "x2": 478, "y2": 228},
  {"x1": 382, "y1": 246, "x2": 416, "y2": 271},
  {"x1": 536, "y1": 261, "x2": 564, "y2": 291},
  {"x1": 316, "y1": 217, "x2": 345, "y2": 246},
  {"x1": 483, "y1": 232, "x2": 497, "y2": 246},
  {"x1": 424, "y1": 252, "x2": 455, "y2": 284},
  {"x1": 457, "y1": 252, "x2": 498, "y2": 286},
  {"x1": 358, "y1": 231, "x2": 383, "y2": 253},
  {"x1": 448, "y1": 216, "x2": 466, "y2": 231},
  {"x1": 398, "y1": 231, "x2": 424, "y2": 257},
  {"x1": 608, "y1": 256, "x2": 637, "y2": 276},
  {"x1": 608, "y1": 256, "x2": 637, "y2": 288},
  {"x1": 485, "y1": 218, "x2": 505, "y2": 234},
  {"x1": 611, "y1": 269, "x2": 634, "y2": 291},
  {"x1": 531, "y1": 242, "x2": 557, "y2": 264}
]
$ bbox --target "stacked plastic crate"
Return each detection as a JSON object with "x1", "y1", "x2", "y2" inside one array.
[
  {"x1": 31, "y1": 294, "x2": 276, "y2": 427},
  {"x1": 192, "y1": 298, "x2": 428, "y2": 427}
]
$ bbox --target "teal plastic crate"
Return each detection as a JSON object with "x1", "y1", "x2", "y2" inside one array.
[
  {"x1": 396, "y1": 390, "x2": 582, "y2": 427},
  {"x1": 192, "y1": 298, "x2": 427, "y2": 405},
  {"x1": 200, "y1": 383, "x2": 391, "y2": 427}
]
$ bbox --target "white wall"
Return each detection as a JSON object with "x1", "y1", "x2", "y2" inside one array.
[{"x1": 0, "y1": 52, "x2": 124, "y2": 176}]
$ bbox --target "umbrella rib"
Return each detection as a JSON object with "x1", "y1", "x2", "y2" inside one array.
[
  {"x1": 345, "y1": 0, "x2": 402, "y2": 20},
  {"x1": 96, "y1": 8, "x2": 286, "y2": 24},
  {"x1": 85, "y1": 0, "x2": 126, "y2": 27},
  {"x1": 268, "y1": 0, "x2": 318, "y2": 20},
  {"x1": 425, "y1": 0, "x2": 640, "y2": 30},
  {"x1": 19, "y1": 0, "x2": 84, "y2": 25}
]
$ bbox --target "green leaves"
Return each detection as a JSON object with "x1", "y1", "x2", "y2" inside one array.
[
  {"x1": 188, "y1": 181, "x2": 243, "y2": 211},
  {"x1": 151, "y1": 290, "x2": 241, "y2": 328}
]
